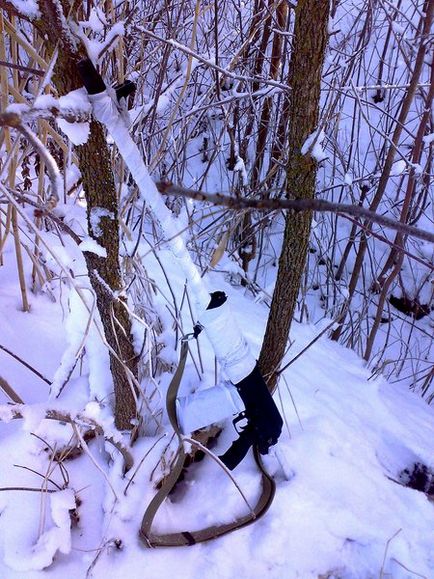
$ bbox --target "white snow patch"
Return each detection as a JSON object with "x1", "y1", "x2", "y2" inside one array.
[
  {"x1": 344, "y1": 172, "x2": 353, "y2": 185},
  {"x1": 20, "y1": 404, "x2": 46, "y2": 432},
  {"x1": 390, "y1": 159, "x2": 407, "y2": 176},
  {"x1": 57, "y1": 119, "x2": 90, "y2": 145},
  {"x1": 79, "y1": 236, "x2": 107, "y2": 258},
  {"x1": 58, "y1": 88, "x2": 92, "y2": 114},
  {"x1": 84, "y1": 400, "x2": 102, "y2": 419},
  {"x1": 301, "y1": 129, "x2": 327, "y2": 162},
  {"x1": 89, "y1": 207, "x2": 115, "y2": 237},
  {"x1": 233, "y1": 156, "x2": 248, "y2": 183},
  {"x1": 80, "y1": 6, "x2": 108, "y2": 32},
  {"x1": 9, "y1": 0, "x2": 40, "y2": 18},
  {"x1": 65, "y1": 164, "x2": 81, "y2": 192},
  {"x1": 5, "y1": 102, "x2": 29, "y2": 116},
  {"x1": 86, "y1": 22, "x2": 125, "y2": 64},
  {"x1": 43, "y1": 243, "x2": 76, "y2": 271},
  {"x1": 416, "y1": 241, "x2": 434, "y2": 260},
  {"x1": 0, "y1": 405, "x2": 16, "y2": 422},
  {"x1": 328, "y1": 15, "x2": 338, "y2": 34},
  {"x1": 410, "y1": 163, "x2": 423, "y2": 175},
  {"x1": 49, "y1": 288, "x2": 112, "y2": 403},
  {"x1": 4, "y1": 489, "x2": 75, "y2": 571},
  {"x1": 33, "y1": 94, "x2": 59, "y2": 111},
  {"x1": 391, "y1": 22, "x2": 406, "y2": 35}
]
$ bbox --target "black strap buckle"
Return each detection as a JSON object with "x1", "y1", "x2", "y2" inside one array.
[{"x1": 181, "y1": 323, "x2": 203, "y2": 343}]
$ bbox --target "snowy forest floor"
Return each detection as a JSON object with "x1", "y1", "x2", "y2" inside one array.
[{"x1": 0, "y1": 241, "x2": 434, "y2": 579}]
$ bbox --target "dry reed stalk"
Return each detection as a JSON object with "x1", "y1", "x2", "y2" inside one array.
[
  {"x1": 0, "y1": 9, "x2": 9, "y2": 266},
  {"x1": 0, "y1": 10, "x2": 70, "y2": 299},
  {"x1": 31, "y1": 120, "x2": 47, "y2": 290},
  {"x1": 0, "y1": 204, "x2": 12, "y2": 260},
  {"x1": 2, "y1": 16, "x2": 47, "y2": 69},
  {"x1": 0, "y1": 374, "x2": 24, "y2": 403},
  {"x1": 4, "y1": 16, "x2": 29, "y2": 311},
  {"x1": 108, "y1": 0, "x2": 125, "y2": 83},
  {"x1": 22, "y1": 242, "x2": 52, "y2": 295},
  {"x1": 11, "y1": 204, "x2": 30, "y2": 311}
]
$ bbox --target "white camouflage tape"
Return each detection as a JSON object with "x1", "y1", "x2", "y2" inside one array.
[
  {"x1": 88, "y1": 91, "x2": 255, "y2": 384},
  {"x1": 176, "y1": 381, "x2": 244, "y2": 434},
  {"x1": 200, "y1": 300, "x2": 256, "y2": 384}
]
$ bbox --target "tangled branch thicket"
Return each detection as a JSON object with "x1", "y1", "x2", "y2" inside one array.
[{"x1": 0, "y1": 0, "x2": 433, "y2": 409}]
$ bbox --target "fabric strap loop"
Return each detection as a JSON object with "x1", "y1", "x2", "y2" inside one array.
[{"x1": 139, "y1": 339, "x2": 276, "y2": 547}]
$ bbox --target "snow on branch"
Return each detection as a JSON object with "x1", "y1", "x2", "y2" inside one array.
[
  {"x1": 0, "y1": 0, "x2": 40, "y2": 19},
  {"x1": 0, "y1": 404, "x2": 134, "y2": 473},
  {"x1": 0, "y1": 111, "x2": 62, "y2": 208},
  {"x1": 138, "y1": 26, "x2": 291, "y2": 93},
  {"x1": 155, "y1": 182, "x2": 434, "y2": 245}
]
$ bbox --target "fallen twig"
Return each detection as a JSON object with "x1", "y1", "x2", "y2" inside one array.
[
  {"x1": 0, "y1": 343, "x2": 51, "y2": 385},
  {"x1": 0, "y1": 375, "x2": 24, "y2": 403}
]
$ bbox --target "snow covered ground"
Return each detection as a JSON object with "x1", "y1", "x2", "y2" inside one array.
[
  {"x1": 1, "y1": 0, "x2": 433, "y2": 576},
  {"x1": 1, "y1": 240, "x2": 434, "y2": 579}
]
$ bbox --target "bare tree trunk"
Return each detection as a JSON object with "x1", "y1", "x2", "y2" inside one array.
[
  {"x1": 36, "y1": 1, "x2": 139, "y2": 430},
  {"x1": 77, "y1": 121, "x2": 139, "y2": 430},
  {"x1": 258, "y1": 0, "x2": 330, "y2": 392}
]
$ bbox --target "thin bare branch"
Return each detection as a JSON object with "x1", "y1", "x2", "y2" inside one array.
[
  {"x1": 0, "y1": 342, "x2": 51, "y2": 385},
  {"x1": 0, "y1": 375, "x2": 24, "y2": 403},
  {"x1": 156, "y1": 182, "x2": 434, "y2": 244}
]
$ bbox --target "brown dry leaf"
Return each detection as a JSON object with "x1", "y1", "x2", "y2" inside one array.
[{"x1": 210, "y1": 231, "x2": 229, "y2": 268}]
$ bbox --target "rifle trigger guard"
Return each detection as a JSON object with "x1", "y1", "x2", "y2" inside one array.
[{"x1": 233, "y1": 412, "x2": 248, "y2": 434}]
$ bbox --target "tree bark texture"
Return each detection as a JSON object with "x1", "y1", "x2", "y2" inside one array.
[
  {"x1": 36, "y1": 1, "x2": 139, "y2": 429},
  {"x1": 77, "y1": 122, "x2": 139, "y2": 430},
  {"x1": 258, "y1": 0, "x2": 330, "y2": 392}
]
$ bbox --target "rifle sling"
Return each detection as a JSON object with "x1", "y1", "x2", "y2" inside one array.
[{"x1": 139, "y1": 339, "x2": 276, "y2": 547}]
